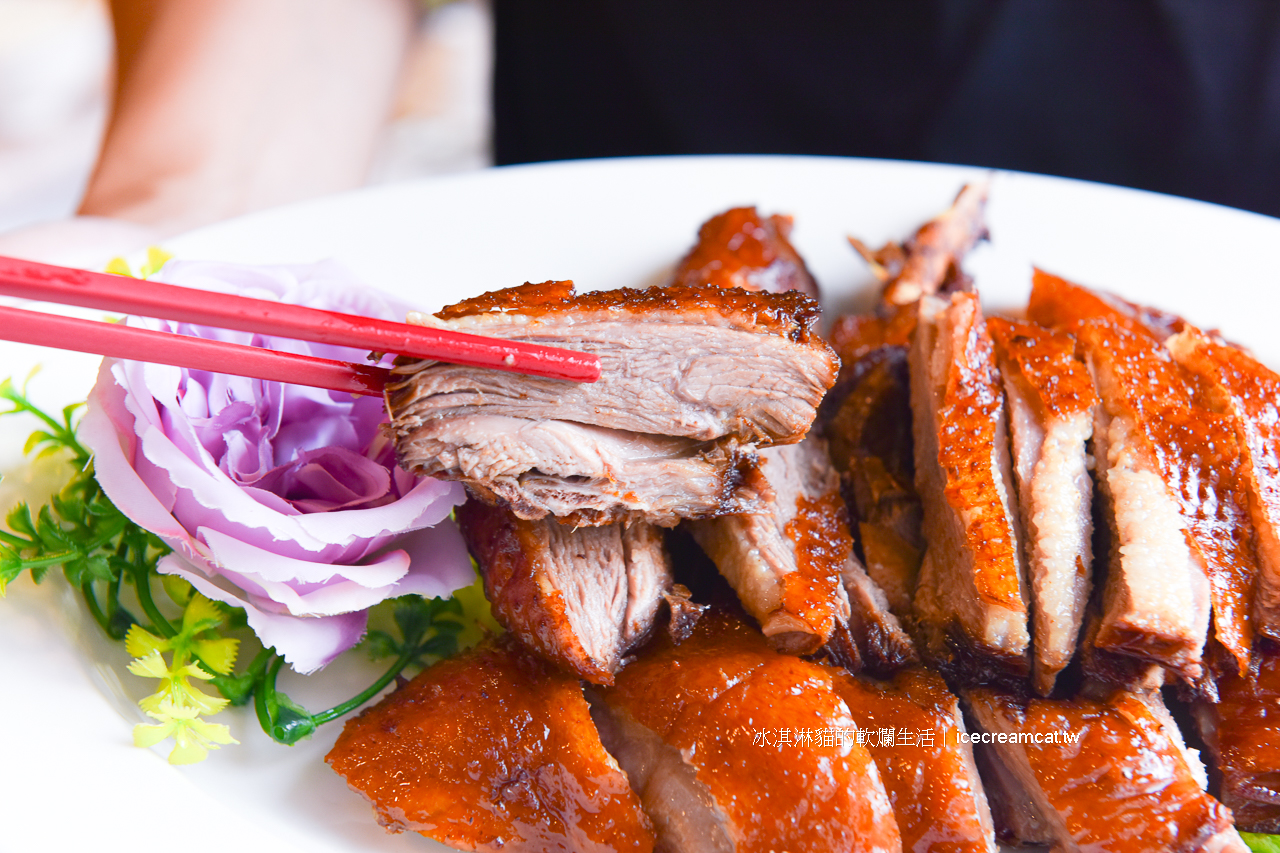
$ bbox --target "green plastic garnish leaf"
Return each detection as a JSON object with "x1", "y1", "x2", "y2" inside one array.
[{"x1": 1242, "y1": 833, "x2": 1280, "y2": 853}]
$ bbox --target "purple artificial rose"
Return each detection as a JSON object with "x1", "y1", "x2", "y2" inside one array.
[{"x1": 80, "y1": 260, "x2": 473, "y2": 673}]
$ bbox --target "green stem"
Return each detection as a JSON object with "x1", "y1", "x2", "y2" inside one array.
[
  {"x1": 20, "y1": 551, "x2": 79, "y2": 571},
  {"x1": 311, "y1": 647, "x2": 414, "y2": 726},
  {"x1": 130, "y1": 560, "x2": 174, "y2": 638},
  {"x1": 80, "y1": 579, "x2": 112, "y2": 636},
  {"x1": 0, "y1": 530, "x2": 29, "y2": 548},
  {"x1": 7, "y1": 394, "x2": 88, "y2": 461},
  {"x1": 254, "y1": 653, "x2": 285, "y2": 733},
  {"x1": 106, "y1": 542, "x2": 126, "y2": 621}
]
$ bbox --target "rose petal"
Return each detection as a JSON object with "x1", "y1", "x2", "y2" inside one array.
[
  {"x1": 162, "y1": 554, "x2": 366, "y2": 674},
  {"x1": 199, "y1": 527, "x2": 409, "y2": 589}
]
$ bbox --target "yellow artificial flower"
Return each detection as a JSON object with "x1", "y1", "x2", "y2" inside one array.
[{"x1": 134, "y1": 699, "x2": 237, "y2": 765}]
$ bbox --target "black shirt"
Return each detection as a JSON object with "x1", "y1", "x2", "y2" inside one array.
[{"x1": 493, "y1": 0, "x2": 1280, "y2": 217}]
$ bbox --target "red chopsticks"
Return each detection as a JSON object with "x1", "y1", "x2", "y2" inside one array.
[
  {"x1": 0, "y1": 255, "x2": 601, "y2": 395},
  {"x1": 0, "y1": 305, "x2": 390, "y2": 396}
]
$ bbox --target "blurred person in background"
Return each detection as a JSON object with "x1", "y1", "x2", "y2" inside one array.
[{"x1": 4, "y1": 0, "x2": 1280, "y2": 263}]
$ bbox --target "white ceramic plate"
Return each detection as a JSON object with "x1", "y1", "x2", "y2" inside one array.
[{"x1": 3, "y1": 155, "x2": 1279, "y2": 853}]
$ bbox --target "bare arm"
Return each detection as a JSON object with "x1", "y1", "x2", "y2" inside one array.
[{"x1": 79, "y1": 0, "x2": 416, "y2": 235}]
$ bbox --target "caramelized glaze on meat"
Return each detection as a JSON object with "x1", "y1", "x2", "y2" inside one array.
[
  {"x1": 433, "y1": 279, "x2": 825, "y2": 344},
  {"x1": 987, "y1": 317, "x2": 1097, "y2": 419},
  {"x1": 831, "y1": 303, "x2": 918, "y2": 365},
  {"x1": 326, "y1": 636, "x2": 655, "y2": 853},
  {"x1": 934, "y1": 296, "x2": 1023, "y2": 609},
  {"x1": 457, "y1": 499, "x2": 671, "y2": 684},
  {"x1": 1030, "y1": 269, "x2": 1257, "y2": 675},
  {"x1": 832, "y1": 668, "x2": 997, "y2": 853},
  {"x1": 601, "y1": 611, "x2": 902, "y2": 853},
  {"x1": 1169, "y1": 326, "x2": 1280, "y2": 642},
  {"x1": 989, "y1": 317, "x2": 1096, "y2": 695},
  {"x1": 910, "y1": 293, "x2": 1030, "y2": 684},
  {"x1": 1196, "y1": 648, "x2": 1280, "y2": 833},
  {"x1": 689, "y1": 440, "x2": 853, "y2": 654},
  {"x1": 390, "y1": 280, "x2": 839, "y2": 526},
  {"x1": 968, "y1": 688, "x2": 1244, "y2": 853},
  {"x1": 670, "y1": 207, "x2": 820, "y2": 297}
]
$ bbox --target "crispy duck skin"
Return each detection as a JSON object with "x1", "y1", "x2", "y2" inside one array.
[
  {"x1": 830, "y1": 302, "x2": 919, "y2": 366},
  {"x1": 831, "y1": 667, "x2": 998, "y2": 853},
  {"x1": 396, "y1": 280, "x2": 837, "y2": 445},
  {"x1": 849, "y1": 181, "x2": 989, "y2": 307},
  {"x1": 669, "y1": 206, "x2": 820, "y2": 298},
  {"x1": 909, "y1": 292, "x2": 1031, "y2": 682},
  {"x1": 1029, "y1": 269, "x2": 1254, "y2": 677},
  {"x1": 456, "y1": 499, "x2": 671, "y2": 685},
  {"x1": 1168, "y1": 326, "x2": 1280, "y2": 641},
  {"x1": 988, "y1": 317, "x2": 1096, "y2": 696},
  {"x1": 326, "y1": 636, "x2": 656, "y2": 853},
  {"x1": 594, "y1": 611, "x2": 902, "y2": 853},
  {"x1": 966, "y1": 688, "x2": 1246, "y2": 853},
  {"x1": 1194, "y1": 647, "x2": 1280, "y2": 833}
]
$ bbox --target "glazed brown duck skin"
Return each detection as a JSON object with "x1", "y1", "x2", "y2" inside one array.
[
  {"x1": 1169, "y1": 326, "x2": 1280, "y2": 642},
  {"x1": 594, "y1": 610, "x2": 903, "y2": 853},
  {"x1": 687, "y1": 435, "x2": 914, "y2": 668},
  {"x1": 966, "y1": 687, "x2": 1247, "y2": 853},
  {"x1": 326, "y1": 635, "x2": 656, "y2": 853},
  {"x1": 393, "y1": 280, "x2": 837, "y2": 445},
  {"x1": 909, "y1": 291, "x2": 1031, "y2": 683},
  {"x1": 1029, "y1": 269, "x2": 1256, "y2": 678},
  {"x1": 456, "y1": 499, "x2": 672, "y2": 685},
  {"x1": 824, "y1": 182, "x2": 990, "y2": 619},
  {"x1": 831, "y1": 667, "x2": 998, "y2": 853},
  {"x1": 988, "y1": 317, "x2": 1096, "y2": 696},
  {"x1": 669, "y1": 206, "x2": 820, "y2": 298},
  {"x1": 1194, "y1": 647, "x2": 1280, "y2": 833}
]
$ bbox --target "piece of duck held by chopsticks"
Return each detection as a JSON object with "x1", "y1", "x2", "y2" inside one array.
[
  {"x1": 387, "y1": 280, "x2": 838, "y2": 527},
  {"x1": 1029, "y1": 269, "x2": 1257, "y2": 682},
  {"x1": 909, "y1": 291, "x2": 1032, "y2": 684},
  {"x1": 830, "y1": 667, "x2": 999, "y2": 853},
  {"x1": 456, "y1": 499, "x2": 674, "y2": 685},
  {"x1": 988, "y1": 318, "x2": 1097, "y2": 696},
  {"x1": 591, "y1": 610, "x2": 903, "y2": 853},
  {"x1": 966, "y1": 687, "x2": 1248, "y2": 853},
  {"x1": 326, "y1": 635, "x2": 657, "y2": 853},
  {"x1": 1192, "y1": 645, "x2": 1280, "y2": 834}
]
